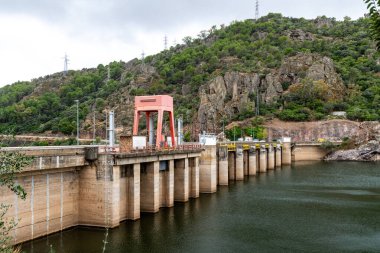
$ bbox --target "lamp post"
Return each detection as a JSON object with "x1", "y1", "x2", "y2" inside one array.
[{"x1": 75, "y1": 100, "x2": 79, "y2": 145}]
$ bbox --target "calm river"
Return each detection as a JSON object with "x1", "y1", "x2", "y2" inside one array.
[{"x1": 22, "y1": 161, "x2": 380, "y2": 253}]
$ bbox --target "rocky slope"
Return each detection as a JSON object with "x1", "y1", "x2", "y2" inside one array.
[{"x1": 198, "y1": 53, "x2": 346, "y2": 131}]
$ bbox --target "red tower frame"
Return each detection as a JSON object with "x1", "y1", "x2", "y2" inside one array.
[{"x1": 133, "y1": 95, "x2": 176, "y2": 147}]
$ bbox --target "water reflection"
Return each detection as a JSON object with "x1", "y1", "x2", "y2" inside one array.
[{"x1": 21, "y1": 162, "x2": 380, "y2": 253}]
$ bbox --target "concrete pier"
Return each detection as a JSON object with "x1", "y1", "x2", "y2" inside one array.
[
  {"x1": 159, "y1": 161, "x2": 174, "y2": 207},
  {"x1": 275, "y1": 145, "x2": 282, "y2": 168},
  {"x1": 256, "y1": 149, "x2": 260, "y2": 173},
  {"x1": 199, "y1": 146, "x2": 217, "y2": 193},
  {"x1": 282, "y1": 140, "x2": 292, "y2": 165},
  {"x1": 188, "y1": 157, "x2": 199, "y2": 198},
  {"x1": 228, "y1": 152, "x2": 236, "y2": 181},
  {"x1": 125, "y1": 164, "x2": 141, "y2": 220},
  {"x1": 259, "y1": 147, "x2": 267, "y2": 173},
  {"x1": 140, "y1": 162, "x2": 160, "y2": 213},
  {"x1": 80, "y1": 154, "x2": 121, "y2": 228},
  {"x1": 235, "y1": 146, "x2": 244, "y2": 181},
  {"x1": 174, "y1": 159, "x2": 189, "y2": 202},
  {"x1": 267, "y1": 146, "x2": 275, "y2": 170},
  {"x1": 218, "y1": 146, "x2": 229, "y2": 186},
  {"x1": 248, "y1": 147, "x2": 257, "y2": 176},
  {"x1": 243, "y1": 151, "x2": 249, "y2": 176}
]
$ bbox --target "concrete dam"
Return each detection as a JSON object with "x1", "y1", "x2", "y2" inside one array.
[{"x1": 0, "y1": 139, "x2": 315, "y2": 245}]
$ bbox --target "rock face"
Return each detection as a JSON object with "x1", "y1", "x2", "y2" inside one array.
[
  {"x1": 287, "y1": 29, "x2": 315, "y2": 41},
  {"x1": 265, "y1": 119, "x2": 380, "y2": 143},
  {"x1": 314, "y1": 17, "x2": 334, "y2": 28},
  {"x1": 279, "y1": 53, "x2": 346, "y2": 100},
  {"x1": 198, "y1": 53, "x2": 346, "y2": 132},
  {"x1": 325, "y1": 140, "x2": 380, "y2": 161}
]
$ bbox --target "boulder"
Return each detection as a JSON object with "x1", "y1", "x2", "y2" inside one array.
[{"x1": 287, "y1": 29, "x2": 315, "y2": 41}]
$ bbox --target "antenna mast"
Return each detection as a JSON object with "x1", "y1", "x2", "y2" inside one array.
[{"x1": 255, "y1": 0, "x2": 260, "y2": 20}]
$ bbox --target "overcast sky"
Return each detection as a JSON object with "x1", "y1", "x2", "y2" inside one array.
[{"x1": 0, "y1": 0, "x2": 368, "y2": 87}]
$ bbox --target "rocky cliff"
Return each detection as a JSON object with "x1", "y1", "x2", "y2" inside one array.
[{"x1": 198, "y1": 53, "x2": 346, "y2": 132}]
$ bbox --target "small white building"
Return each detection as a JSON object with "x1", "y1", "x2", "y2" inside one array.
[
  {"x1": 132, "y1": 136, "x2": 147, "y2": 149},
  {"x1": 331, "y1": 111, "x2": 347, "y2": 118},
  {"x1": 199, "y1": 133, "x2": 217, "y2": 146}
]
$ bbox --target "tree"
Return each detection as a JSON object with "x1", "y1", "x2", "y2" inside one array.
[
  {"x1": 364, "y1": 0, "x2": 380, "y2": 48},
  {"x1": 0, "y1": 145, "x2": 33, "y2": 252}
]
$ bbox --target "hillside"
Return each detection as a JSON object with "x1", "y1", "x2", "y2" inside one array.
[{"x1": 0, "y1": 14, "x2": 379, "y2": 140}]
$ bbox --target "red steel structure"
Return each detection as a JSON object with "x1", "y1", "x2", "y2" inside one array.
[{"x1": 133, "y1": 95, "x2": 176, "y2": 147}]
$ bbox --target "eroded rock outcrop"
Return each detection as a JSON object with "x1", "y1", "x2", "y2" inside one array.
[
  {"x1": 279, "y1": 53, "x2": 346, "y2": 100},
  {"x1": 198, "y1": 53, "x2": 346, "y2": 131},
  {"x1": 264, "y1": 119, "x2": 380, "y2": 143},
  {"x1": 325, "y1": 140, "x2": 380, "y2": 161},
  {"x1": 314, "y1": 17, "x2": 334, "y2": 29},
  {"x1": 287, "y1": 29, "x2": 315, "y2": 41}
]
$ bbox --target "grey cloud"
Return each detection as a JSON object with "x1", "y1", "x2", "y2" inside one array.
[
  {"x1": 0, "y1": 0, "x2": 67, "y2": 22},
  {"x1": 0, "y1": 0, "x2": 368, "y2": 42}
]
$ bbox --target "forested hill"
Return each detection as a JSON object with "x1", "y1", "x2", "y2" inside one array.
[{"x1": 0, "y1": 13, "x2": 379, "y2": 137}]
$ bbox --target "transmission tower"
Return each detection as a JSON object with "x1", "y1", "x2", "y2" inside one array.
[
  {"x1": 164, "y1": 35, "x2": 168, "y2": 50},
  {"x1": 255, "y1": 0, "x2": 260, "y2": 20},
  {"x1": 141, "y1": 51, "x2": 145, "y2": 67},
  {"x1": 141, "y1": 51, "x2": 145, "y2": 61},
  {"x1": 63, "y1": 53, "x2": 69, "y2": 76}
]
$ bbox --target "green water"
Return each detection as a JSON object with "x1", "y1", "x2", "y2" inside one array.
[{"x1": 22, "y1": 161, "x2": 380, "y2": 253}]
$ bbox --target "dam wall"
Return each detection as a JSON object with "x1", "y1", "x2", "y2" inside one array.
[{"x1": 0, "y1": 141, "x2": 328, "y2": 245}]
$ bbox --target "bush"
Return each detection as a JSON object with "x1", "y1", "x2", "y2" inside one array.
[{"x1": 320, "y1": 141, "x2": 337, "y2": 152}]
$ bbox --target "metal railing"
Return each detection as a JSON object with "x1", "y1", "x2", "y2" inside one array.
[{"x1": 123, "y1": 144, "x2": 203, "y2": 154}]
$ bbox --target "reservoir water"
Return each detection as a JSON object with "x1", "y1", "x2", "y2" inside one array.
[{"x1": 21, "y1": 161, "x2": 380, "y2": 253}]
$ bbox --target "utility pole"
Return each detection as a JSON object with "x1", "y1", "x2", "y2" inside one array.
[
  {"x1": 92, "y1": 103, "x2": 96, "y2": 144},
  {"x1": 105, "y1": 110, "x2": 108, "y2": 144},
  {"x1": 107, "y1": 65, "x2": 110, "y2": 83},
  {"x1": 75, "y1": 100, "x2": 79, "y2": 145},
  {"x1": 223, "y1": 119, "x2": 225, "y2": 137},
  {"x1": 108, "y1": 111, "x2": 115, "y2": 147},
  {"x1": 256, "y1": 90, "x2": 260, "y2": 116}
]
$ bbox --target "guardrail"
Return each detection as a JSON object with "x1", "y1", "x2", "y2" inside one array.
[
  {"x1": 120, "y1": 144, "x2": 203, "y2": 154},
  {"x1": 218, "y1": 142, "x2": 283, "y2": 151}
]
